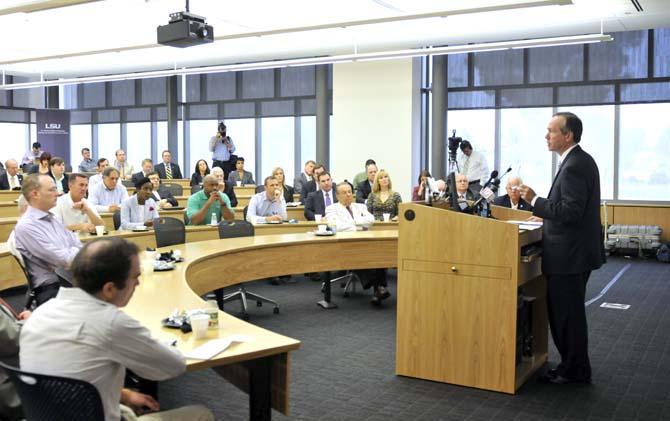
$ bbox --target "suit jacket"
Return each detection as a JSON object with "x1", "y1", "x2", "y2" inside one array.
[
  {"x1": 293, "y1": 173, "x2": 311, "y2": 197},
  {"x1": 154, "y1": 162, "x2": 183, "y2": 180},
  {"x1": 532, "y1": 145, "x2": 605, "y2": 275},
  {"x1": 300, "y1": 179, "x2": 317, "y2": 203},
  {"x1": 493, "y1": 194, "x2": 532, "y2": 211},
  {"x1": 356, "y1": 180, "x2": 373, "y2": 203},
  {"x1": 48, "y1": 172, "x2": 69, "y2": 194},
  {"x1": 325, "y1": 202, "x2": 374, "y2": 232},
  {"x1": 228, "y1": 170, "x2": 255, "y2": 185},
  {"x1": 153, "y1": 186, "x2": 178, "y2": 207},
  {"x1": 223, "y1": 180, "x2": 238, "y2": 208},
  {"x1": 0, "y1": 173, "x2": 22, "y2": 191},
  {"x1": 304, "y1": 189, "x2": 338, "y2": 221},
  {"x1": 130, "y1": 171, "x2": 150, "y2": 186}
]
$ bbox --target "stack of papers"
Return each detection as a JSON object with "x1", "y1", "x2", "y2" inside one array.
[
  {"x1": 185, "y1": 335, "x2": 251, "y2": 360},
  {"x1": 505, "y1": 220, "x2": 543, "y2": 231}
]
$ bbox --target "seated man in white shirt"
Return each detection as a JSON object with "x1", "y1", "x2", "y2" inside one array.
[
  {"x1": 51, "y1": 173, "x2": 104, "y2": 233},
  {"x1": 246, "y1": 176, "x2": 287, "y2": 224},
  {"x1": 89, "y1": 167, "x2": 128, "y2": 213},
  {"x1": 326, "y1": 182, "x2": 390, "y2": 305},
  {"x1": 493, "y1": 176, "x2": 533, "y2": 211},
  {"x1": 88, "y1": 158, "x2": 109, "y2": 191},
  {"x1": 19, "y1": 237, "x2": 214, "y2": 421},
  {"x1": 120, "y1": 177, "x2": 159, "y2": 230}
]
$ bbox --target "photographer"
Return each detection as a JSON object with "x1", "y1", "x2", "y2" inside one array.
[{"x1": 209, "y1": 121, "x2": 236, "y2": 180}]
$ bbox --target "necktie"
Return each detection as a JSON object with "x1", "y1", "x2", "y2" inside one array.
[
  {"x1": 165, "y1": 164, "x2": 173, "y2": 179},
  {"x1": 120, "y1": 165, "x2": 125, "y2": 179},
  {"x1": 346, "y1": 206, "x2": 354, "y2": 218},
  {"x1": 9, "y1": 176, "x2": 16, "y2": 189},
  {"x1": 325, "y1": 192, "x2": 332, "y2": 207}
]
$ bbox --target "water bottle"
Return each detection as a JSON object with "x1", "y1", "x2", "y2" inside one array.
[{"x1": 210, "y1": 212, "x2": 217, "y2": 226}]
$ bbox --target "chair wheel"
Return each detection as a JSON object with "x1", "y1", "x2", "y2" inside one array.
[
  {"x1": 273, "y1": 307, "x2": 279, "y2": 314},
  {"x1": 343, "y1": 292, "x2": 350, "y2": 298},
  {"x1": 256, "y1": 301, "x2": 263, "y2": 307},
  {"x1": 241, "y1": 313, "x2": 250, "y2": 321}
]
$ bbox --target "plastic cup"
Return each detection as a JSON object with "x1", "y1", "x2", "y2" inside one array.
[
  {"x1": 95, "y1": 225, "x2": 105, "y2": 236},
  {"x1": 317, "y1": 224, "x2": 327, "y2": 233},
  {"x1": 383, "y1": 213, "x2": 391, "y2": 222},
  {"x1": 173, "y1": 250, "x2": 182, "y2": 259},
  {"x1": 236, "y1": 180, "x2": 242, "y2": 186},
  {"x1": 314, "y1": 214, "x2": 322, "y2": 223},
  {"x1": 190, "y1": 314, "x2": 210, "y2": 340}
]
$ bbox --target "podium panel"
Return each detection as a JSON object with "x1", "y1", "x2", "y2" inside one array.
[{"x1": 396, "y1": 203, "x2": 547, "y2": 394}]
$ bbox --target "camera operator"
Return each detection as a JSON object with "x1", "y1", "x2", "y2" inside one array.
[
  {"x1": 209, "y1": 122, "x2": 236, "y2": 180},
  {"x1": 459, "y1": 140, "x2": 489, "y2": 194}
]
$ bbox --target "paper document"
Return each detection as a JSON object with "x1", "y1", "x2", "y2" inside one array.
[
  {"x1": 185, "y1": 335, "x2": 251, "y2": 360},
  {"x1": 506, "y1": 220, "x2": 543, "y2": 226},
  {"x1": 517, "y1": 224, "x2": 542, "y2": 231}
]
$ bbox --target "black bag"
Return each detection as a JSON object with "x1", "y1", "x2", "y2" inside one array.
[{"x1": 657, "y1": 243, "x2": 670, "y2": 263}]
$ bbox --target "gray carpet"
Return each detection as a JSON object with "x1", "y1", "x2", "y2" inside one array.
[{"x1": 4, "y1": 256, "x2": 670, "y2": 420}]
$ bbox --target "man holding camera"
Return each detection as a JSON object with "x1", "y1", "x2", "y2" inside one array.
[{"x1": 209, "y1": 122, "x2": 236, "y2": 180}]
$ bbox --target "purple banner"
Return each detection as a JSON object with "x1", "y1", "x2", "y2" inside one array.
[{"x1": 36, "y1": 109, "x2": 70, "y2": 162}]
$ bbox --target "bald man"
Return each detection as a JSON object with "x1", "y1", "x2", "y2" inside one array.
[
  {"x1": 454, "y1": 174, "x2": 475, "y2": 201},
  {"x1": 493, "y1": 176, "x2": 532, "y2": 211}
]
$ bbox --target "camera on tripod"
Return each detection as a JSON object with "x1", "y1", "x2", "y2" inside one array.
[{"x1": 448, "y1": 130, "x2": 462, "y2": 162}]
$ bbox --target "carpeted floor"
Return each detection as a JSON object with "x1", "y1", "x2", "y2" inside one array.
[{"x1": 4, "y1": 256, "x2": 670, "y2": 420}]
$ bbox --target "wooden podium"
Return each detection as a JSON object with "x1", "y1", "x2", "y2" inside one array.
[{"x1": 395, "y1": 203, "x2": 548, "y2": 394}]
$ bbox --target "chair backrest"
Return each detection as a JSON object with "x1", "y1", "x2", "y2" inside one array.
[
  {"x1": 121, "y1": 180, "x2": 134, "y2": 188},
  {"x1": 243, "y1": 205, "x2": 248, "y2": 221},
  {"x1": 183, "y1": 210, "x2": 190, "y2": 226},
  {"x1": 153, "y1": 217, "x2": 186, "y2": 247},
  {"x1": 0, "y1": 361, "x2": 105, "y2": 421},
  {"x1": 162, "y1": 183, "x2": 183, "y2": 196},
  {"x1": 65, "y1": 164, "x2": 73, "y2": 173},
  {"x1": 255, "y1": 185, "x2": 265, "y2": 194},
  {"x1": 218, "y1": 220, "x2": 254, "y2": 239},
  {"x1": 112, "y1": 210, "x2": 121, "y2": 230}
]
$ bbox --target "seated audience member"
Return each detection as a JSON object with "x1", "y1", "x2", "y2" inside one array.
[
  {"x1": 131, "y1": 159, "x2": 154, "y2": 186},
  {"x1": 190, "y1": 159, "x2": 210, "y2": 187},
  {"x1": 211, "y1": 166, "x2": 238, "y2": 207},
  {"x1": 78, "y1": 147, "x2": 97, "y2": 173},
  {"x1": 411, "y1": 169, "x2": 432, "y2": 201},
  {"x1": 355, "y1": 161, "x2": 377, "y2": 203},
  {"x1": 366, "y1": 169, "x2": 402, "y2": 221},
  {"x1": 0, "y1": 159, "x2": 23, "y2": 190},
  {"x1": 353, "y1": 159, "x2": 376, "y2": 194},
  {"x1": 154, "y1": 150, "x2": 183, "y2": 180},
  {"x1": 52, "y1": 173, "x2": 104, "y2": 233},
  {"x1": 247, "y1": 176, "x2": 287, "y2": 224},
  {"x1": 454, "y1": 173, "x2": 475, "y2": 201},
  {"x1": 48, "y1": 157, "x2": 69, "y2": 196},
  {"x1": 186, "y1": 175, "x2": 234, "y2": 225},
  {"x1": 88, "y1": 158, "x2": 109, "y2": 191},
  {"x1": 326, "y1": 182, "x2": 390, "y2": 305},
  {"x1": 227, "y1": 157, "x2": 255, "y2": 185},
  {"x1": 493, "y1": 176, "x2": 533, "y2": 211},
  {"x1": 14, "y1": 174, "x2": 82, "y2": 305},
  {"x1": 21, "y1": 142, "x2": 42, "y2": 169},
  {"x1": 293, "y1": 160, "x2": 315, "y2": 195},
  {"x1": 120, "y1": 177, "x2": 159, "y2": 230},
  {"x1": 304, "y1": 172, "x2": 337, "y2": 221},
  {"x1": 19, "y1": 238, "x2": 215, "y2": 421},
  {"x1": 272, "y1": 167, "x2": 295, "y2": 203},
  {"x1": 89, "y1": 167, "x2": 128, "y2": 213},
  {"x1": 0, "y1": 300, "x2": 30, "y2": 421},
  {"x1": 300, "y1": 164, "x2": 326, "y2": 204},
  {"x1": 28, "y1": 152, "x2": 51, "y2": 175},
  {"x1": 114, "y1": 149, "x2": 133, "y2": 180},
  {"x1": 148, "y1": 172, "x2": 177, "y2": 209}
]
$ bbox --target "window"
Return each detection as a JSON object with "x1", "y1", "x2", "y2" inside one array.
[
  {"x1": 447, "y1": 110, "x2": 495, "y2": 176},
  {"x1": 618, "y1": 103, "x2": 670, "y2": 201},
  {"x1": 225, "y1": 118, "x2": 256, "y2": 178},
  {"x1": 500, "y1": 108, "x2": 554, "y2": 198},
  {"x1": 0, "y1": 123, "x2": 28, "y2": 163},
  {"x1": 188, "y1": 120, "x2": 216, "y2": 176},
  {"x1": 126, "y1": 122, "x2": 151, "y2": 172},
  {"x1": 70, "y1": 125, "x2": 92, "y2": 167},
  {"x1": 97, "y1": 123, "x2": 120, "y2": 165},
  {"x1": 300, "y1": 116, "x2": 316, "y2": 176},
  {"x1": 558, "y1": 106, "x2": 615, "y2": 200},
  {"x1": 261, "y1": 117, "x2": 295, "y2": 185}
]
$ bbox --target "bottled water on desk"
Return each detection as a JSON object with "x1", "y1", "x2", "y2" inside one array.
[{"x1": 210, "y1": 212, "x2": 217, "y2": 225}]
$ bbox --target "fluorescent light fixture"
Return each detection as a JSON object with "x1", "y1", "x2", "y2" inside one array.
[{"x1": 0, "y1": 33, "x2": 612, "y2": 90}]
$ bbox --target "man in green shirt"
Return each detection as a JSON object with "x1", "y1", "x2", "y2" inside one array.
[{"x1": 186, "y1": 175, "x2": 235, "y2": 225}]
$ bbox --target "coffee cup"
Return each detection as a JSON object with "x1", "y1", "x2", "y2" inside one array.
[
  {"x1": 95, "y1": 225, "x2": 105, "y2": 236},
  {"x1": 317, "y1": 224, "x2": 328, "y2": 233},
  {"x1": 190, "y1": 314, "x2": 210, "y2": 340},
  {"x1": 236, "y1": 180, "x2": 242, "y2": 186},
  {"x1": 172, "y1": 250, "x2": 182, "y2": 259},
  {"x1": 314, "y1": 214, "x2": 322, "y2": 223},
  {"x1": 383, "y1": 213, "x2": 391, "y2": 222}
]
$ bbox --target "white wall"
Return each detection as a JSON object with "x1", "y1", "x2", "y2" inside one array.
[{"x1": 331, "y1": 59, "x2": 418, "y2": 200}]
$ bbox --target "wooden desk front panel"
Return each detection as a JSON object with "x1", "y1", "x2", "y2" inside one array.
[{"x1": 0, "y1": 191, "x2": 21, "y2": 203}]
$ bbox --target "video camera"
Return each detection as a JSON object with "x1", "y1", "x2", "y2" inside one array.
[
  {"x1": 218, "y1": 122, "x2": 226, "y2": 136},
  {"x1": 448, "y1": 130, "x2": 462, "y2": 162}
]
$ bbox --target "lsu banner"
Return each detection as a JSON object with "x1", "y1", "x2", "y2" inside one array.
[{"x1": 36, "y1": 109, "x2": 70, "y2": 161}]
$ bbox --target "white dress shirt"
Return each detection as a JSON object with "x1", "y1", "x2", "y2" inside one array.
[
  {"x1": 325, "y1": 202, "x2": 375, "y2": 232},
  {"x1": 89, "y1": 182, "x2": 128, "y2": 213},
  {"x1": 20, "y1": 287, "x2": 185, "y2": 421},
  {"x1": 120, "y1": 195, "x2": 159, "y2": 230},
  {"x1": 7, "y1": 174, "x2": 20, "y2": 190},
  {"x1": 51, "y1": 194, "x2": 100, "y2": 228},
  {"x1": 246, "y1": 192, "x2": 287, "y2": 224},
  {"x1": 89, "y1": 173, "x2": 103, "y2": 191},
  {"x1": 460, "y1": 150, "x2": 490, "y2": 185}
]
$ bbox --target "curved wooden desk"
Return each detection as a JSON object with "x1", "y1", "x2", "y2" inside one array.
[{"x1": 124, "y1": 230, "x2": 397, "y2": 419}]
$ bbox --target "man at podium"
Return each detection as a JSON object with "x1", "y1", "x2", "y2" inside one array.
[{"x1": 519, "y1": 112, "x2": 604, "y2": 385}]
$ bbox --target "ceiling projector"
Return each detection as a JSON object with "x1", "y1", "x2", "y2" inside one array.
[{"x1": 157, "y1": 11, "x2": 213, "y2": 48}]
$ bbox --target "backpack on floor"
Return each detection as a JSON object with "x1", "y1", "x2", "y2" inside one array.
[{"x1": 657, "y1": 243, "x2": 670, "y2": 263}]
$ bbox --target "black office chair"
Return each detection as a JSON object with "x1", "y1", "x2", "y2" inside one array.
[
  {"x1": 162, "y1": 183, "x2": 183, "y2": 196},
  {"x1": 321, "y1": 271, "x2": 363, "y2": 297},
  {"x1": 255, "y1": 185, "x2": 265, "y2": 193},
  {"x1": 65, "y1": 164, "x2": 73, "y2": 173},
  {"x1": 217, "y1": 220, "x2": 279, "y2": 320},
  {"x1": 242, "y1": 205, "x2": 248, "y2": 221},
  {"x1": 112, "y1": 210, "x2": 121, "y2": 230},
  {"x1": 10, "y1": 253, "x2": 36, "y2": 310},
  {"x1": 153, "y1": 217, "x2": 186, "y2": 247},
  {"x1": 121, "y1": 179, "x2": 134, "y2": 188},
  {"x1": 190, "y1": 185, "x2": 203, "y2": 195},
  {"x1": 0, "y1": 361, "x2": 104, "y2": 421}
]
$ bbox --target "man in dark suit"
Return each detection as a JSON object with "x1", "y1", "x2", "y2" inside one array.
[
  {"x1": 493, "y1": 176, "x2": 532, "y2": 211},
  {"x1": 0, "y1": 160, "x2": 23, "y2": 190},
  {"x1": 304, "y1": 172, "x2": 337, "y2": 220},
  {"x1": 455, "y1": 173, "x2": 475, "y2": 201},
  {"x1": 131, "y1": 159, "x2": 154, "y2": 186},
  {"x1": 355, "y1": 162, "x2": 377, "y2": 203},
  {"x1": 293, "y1": 160, "x2": 316, "y2": 197},
  {"x1": 520, "y1": 112, "x2": 604, "y2": 385},
  {"x1": 154, "y1": 150, "x2": 183, "y2": 180},
  {"x1": 300, "y1": 164, "x2": 326, "y2": 203},
  {"x1": 148, "y1": 172, "x2": 178, "y2": 208}
]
